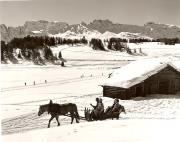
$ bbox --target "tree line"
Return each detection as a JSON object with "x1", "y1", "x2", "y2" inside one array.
[
  {"x1": 103, "y1": 37, "x2": 180, "y2": 44},
  {"x1": 1, "y1": 35, "x2": 179, "y2": 64},
  {"x1": 89, "y1": 37, "x2": 180, "y2": 53},
  {"x1": 1, "y1": 35, "x2": 88, "y2": 64},
  {"x1": 155, "y1": 38, "x2": 180, "y2": 45},
  {"x1": 89, "y1": 38, "x2": 132, "y2": 54}
]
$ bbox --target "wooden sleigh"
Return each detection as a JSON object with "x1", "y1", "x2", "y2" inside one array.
[{"x1": 84, "y1": 105, "x2": 126, "y2": 121}]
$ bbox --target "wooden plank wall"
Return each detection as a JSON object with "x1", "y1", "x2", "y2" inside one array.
[{"x1": 103, "y1": 86, "x2": 127, "y2": 99}]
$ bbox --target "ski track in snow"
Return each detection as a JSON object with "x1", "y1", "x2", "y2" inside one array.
[
  {"x1": 2, "y1": 94, "x2": 180, "y2": 135},
  {"x1": 1, "y1": 93, "x2": 101, "y2": 136},
  {"x1": 1, "y1": 74, "x2": 104, "y2": 92},
  {"x1": 1, "y1": 111, "x2": 86, "y2": 135}
]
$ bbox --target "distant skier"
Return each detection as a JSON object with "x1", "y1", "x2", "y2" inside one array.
[
  {"x1": 58, "y1": 51, "x2": 62, "y2": 59},
  {"x1": 108, "y1": 73, "x2": 112, "y2": 78},
  {"x1": 139, "y1": 48, "x2": 142, "y2": 53}
]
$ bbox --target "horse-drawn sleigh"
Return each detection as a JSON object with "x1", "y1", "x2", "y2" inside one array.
[
  {"x1": 38, "y1": 100, "x2": 126, "y2": 128},
  {"x1": 84, "y1": 105, "x2": 126, "y2": 121}
]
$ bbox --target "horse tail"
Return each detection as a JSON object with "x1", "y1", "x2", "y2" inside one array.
[
  {"x1": 74, "y1": 104, "x2": 80, "y2": 119},
  {"x1": 76, "y1": 110, "x2": 80, "y2": 119}
]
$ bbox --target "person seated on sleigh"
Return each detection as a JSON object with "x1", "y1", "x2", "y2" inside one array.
[
  {"x1": 105, "y1": 98, "x2": 121, "y2": 114},
  {"x1": 90, "y1": 98, "x2": 104, "y2": 119}
]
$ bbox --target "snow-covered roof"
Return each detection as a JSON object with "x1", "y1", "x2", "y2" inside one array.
[{"x1": 103, "y1": 57, "x2": 180, "y2": 89}]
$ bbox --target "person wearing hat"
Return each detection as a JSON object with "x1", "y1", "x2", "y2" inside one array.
[
  {"x1": 94, "y1": 98, "x2": 104, "y2": 119},
  {"x1": 111, "y1": 98, "x2": 121, "y2": 113},
  {"x1": 90, "y1": 98, "x2": 99, "y2": 109},
  {"x1": 90, "y1": 98, "x2": 99, "y2": 119},
  {"x1": 90, "y1": 98, "x2": 104, "y2": 120},
  {"x1": 105, "y1": 98, "x2": 120, "y2": 114},
  {"x1": 97, "y1": 98, "x2": 104, "y2": 114}
]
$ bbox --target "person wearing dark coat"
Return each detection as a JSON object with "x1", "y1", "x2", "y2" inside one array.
[
  {"x1": 111, "y1": 98, "x2": 121, "y2": 113},
  {"x1": 90, "y1": 98, "x2": 104, "y2": 119},
  {"x1": 105, "y1": 98, "x2": 121, "y2": 114}
]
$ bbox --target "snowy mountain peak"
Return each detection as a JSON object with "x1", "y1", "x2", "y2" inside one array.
[
  {"x1": 77, "y1": 24, "x2": 89, "y2": 34},
  {"x1": 1, "y1": 20, "x2": 180, "y2": 42},
  {"x1": 101, "y1": 31, "x2": 118, "y2": 39}
]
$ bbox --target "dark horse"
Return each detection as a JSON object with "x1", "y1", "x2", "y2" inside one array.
[
  {"x1": 38, "y1": 100, "x2": 80, "y2": 128},
  {"x1": 84, "y1": 105, "x2": 126, "y2": 121}
]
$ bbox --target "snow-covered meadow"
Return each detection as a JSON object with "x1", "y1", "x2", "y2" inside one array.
[
  {"x1": 2, "y1": 119, "x2": 180, "y2": 142},
  {"x1": 1, "y1": 42, "x2": 180, "y2": 141}
]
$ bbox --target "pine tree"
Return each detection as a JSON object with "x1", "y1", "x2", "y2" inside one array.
[
  {"x1": 18, "y1": 50, "x2": 22, "y2": 58},
  {"x1": 61, "y1": 61, "x2": 65, "y2": 67},
  {"x1": 1, "y1": 41, "x2": 6, "y2": 61},
  {"x1": 44, "y1": 46, "x2": 53, "y2": 60}
]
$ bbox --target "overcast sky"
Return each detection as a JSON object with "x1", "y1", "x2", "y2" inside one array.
[{"x1": 0, "y1": 0, "x2": 180, "y2": 27}]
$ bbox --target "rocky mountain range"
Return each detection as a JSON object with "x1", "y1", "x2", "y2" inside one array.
[{"x1": 1, "y1": 19, "x2": 180, "y2": 42}]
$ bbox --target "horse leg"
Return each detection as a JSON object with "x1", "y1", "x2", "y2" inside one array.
[
  {"x1": 70, "y1": 112, "x2": 74, "y2": 124},
  {"x1": 55, "y1": 116, "x2": 60, "y2": 126},
  {"x1": 48, "y1": 116, "x2": 54, "y2": 128},
  {"x1": 75, "y1": 118, "x2": 79, "y2": 123},
  {"x1": 75, "y1": 112, "x2": 79, "y2": 123}
]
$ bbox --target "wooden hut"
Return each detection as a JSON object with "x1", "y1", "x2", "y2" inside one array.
[{"x1": 102, "y1": 58, "x2": 180, "y2": 100}]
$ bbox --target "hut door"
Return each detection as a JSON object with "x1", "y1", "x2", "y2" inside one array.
[
  {"x1": 159, "y1": 80, "x2": 169, "y2": 94},
  {"x1": 136, "y1": 86, "x2": 143, "y2": 97}
]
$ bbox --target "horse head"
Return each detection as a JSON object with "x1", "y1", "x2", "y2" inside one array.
[{"x1": 38, "y1": 105, "x2": 48, "y2": 116}]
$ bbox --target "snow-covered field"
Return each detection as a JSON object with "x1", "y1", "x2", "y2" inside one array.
[
  {"x1": 1, "y1": 42, "x2": 180, "y2": 141},
  {"x1": 2, "y1": 119, "x2": 180, "y2": 142}
]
